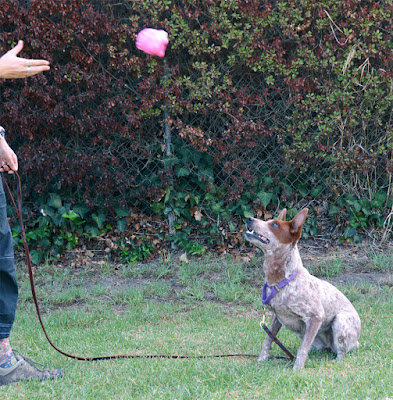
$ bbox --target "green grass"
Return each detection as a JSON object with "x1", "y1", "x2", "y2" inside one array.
[
  {"x1": 367, "y1": 251, "x2": 393, "y2": 271},
  {"x1": 309, "y1": 254, "x2": 345, "y2": 278},
  {"x1": 3, "y1": 253, "x2": 393, "y2": 399}
]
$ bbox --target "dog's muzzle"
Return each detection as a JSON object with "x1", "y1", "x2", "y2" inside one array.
[
  {"x1": 245, "y1": 218, "x2": 270, "y2": 244},
  {"x1": 245, "y1": 230, "x2": 270, "y2": 245}
]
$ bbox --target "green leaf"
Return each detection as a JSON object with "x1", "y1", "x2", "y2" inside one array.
[
  {"x1": 52, "y1": 214, "x2": 64, "y2": 226},
  {"x1": 344, "y1": 226, "x2": 357, "y2": 239},
  {"x1": 351, "y1": 201, "x2": 361, "y2": 214},
  {"x1": 73, "y1": 205, "x2": 89, "y2": 218},
  {"x1": 54, "y1": 236, "x2": 64, "y2": 247},
  {"x1": 48, "y1": 194, "x2": 62, "y2": 209},
  {"x1": 257, "y1": 191, "x2": 273, "y2": 207},
  {"x1": 151, "y1": 202, "x2": 165, "y2": 214},
  {"x1": 176, "y1": 167, "x2": 190, "y2": 177},
  {"x1": 164, "y1": 187, "x2": 171, "y2": 203},
  {"x1": 39, "y1": 238, "x2": 51, "y2": 249},
  {"x1": 92, "y1": 213, "x2": 106, "y2": 229},
  {"x1": 296, "y1": 184, "x2": 309, "y2": 197},
  {"x1": 373, "y1": 191, "x2": 386, "y2": 207},
  {"x1": 212, "y1": 203, "x2": 221, "y2": 214},
  {"x1": 30, "y1": 250, "x2": 43, "y2": 265},
  {"x1": 26, "y1": 231, "x2": 38, "y2": 241},
  {"x1": 163, "y1": 206, "x2": 172, "y2": 215},
  {"x1": 310, "y1": 186, "x2": 323, "y2": 197},
  {"x1": 62, "y1": 210, "x2": 79, "y2": 221},
  {"x1": 228, "y1": 221, "x2": 236, "y2": 232},
  {"x1": 328, "y1": 204, "x2": 340, "y2": 216},
  {"x1": 85, "y1": 225, "x2": 99, "y2": 237},
  {"x1": 115, "y1": 207, "x2": 129, "y2": 218},
  {"x1": 204, "y1": 193, "x2": 215, "y2": 202},
  {"x1": 266, "y1": 75, "x2": 275, "y2": 85},
  {"x1": 117, "y1": 219, "x2": 126, "y2": 232}
]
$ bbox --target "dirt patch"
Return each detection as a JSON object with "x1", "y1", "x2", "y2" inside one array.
[
  {"x1": 298, "y1": 238, "x2": 393, "y2": 284},
  {"x1": 328, "y1": 271, "x2": 393, "y2": 287}
]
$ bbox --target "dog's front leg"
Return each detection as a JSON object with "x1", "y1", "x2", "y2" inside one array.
[
  {"x1": 293, "y1": 316, "x2": 323, "y2": 370},
  {"x1": 258, "y1": 314, "x2": 282, "y2": 361}
]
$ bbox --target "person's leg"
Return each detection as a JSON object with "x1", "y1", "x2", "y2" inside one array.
[
  {"x1": 0, "y1": 176, "x2": 18, "y2": 369},
  {"x1": 0, "y1": 177, "x2": 62, "y2": 385},
  {"x1": 0, "y1": 338, "x2": 17, "y2": 369}
]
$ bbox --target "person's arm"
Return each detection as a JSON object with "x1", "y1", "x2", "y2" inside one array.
[
  {"x1": 0, "y1": 40, "x2": 50, "y2": 79},
  {"x1": 0, "y1": 128, "x2": 18, "y2": 174},
  {"x1": 0, "y1": 40, "x2": 49, "y2": 173}
]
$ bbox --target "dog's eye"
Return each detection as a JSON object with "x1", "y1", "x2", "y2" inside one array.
[{"x1": 271, "y1": 222, "x2": 279, "y2": 228}]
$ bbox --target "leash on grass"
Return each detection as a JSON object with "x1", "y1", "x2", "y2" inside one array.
[{"x1": 2, "y1": 172, "x2": 294, "y2": 362}]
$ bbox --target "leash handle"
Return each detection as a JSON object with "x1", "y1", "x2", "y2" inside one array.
[{"x1": 2, "y1": 173, "x2": 258, "y2": 361}]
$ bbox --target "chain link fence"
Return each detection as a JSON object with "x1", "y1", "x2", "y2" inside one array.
[
  {"x1": 57, "y1": 66, "x2": 392, "y2": 213},
  {"x1": 3, "y1": 0, "x2": 393, "y2": 248},
  {"x1": 62, "y1": 68, "x2": 333, "y2": 214}
]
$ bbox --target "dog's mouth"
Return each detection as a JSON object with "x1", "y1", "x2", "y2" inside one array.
[{"x1": 245, "y1": 230, "x2": 270, "y2": 245}]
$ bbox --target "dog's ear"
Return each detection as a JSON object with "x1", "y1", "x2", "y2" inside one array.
[
  {"x1": 289, "y1": 208, "x2": 308, "y2": 237},
  {"x1": 277, "y1": 208, "x2": 287, "y2": 221}
]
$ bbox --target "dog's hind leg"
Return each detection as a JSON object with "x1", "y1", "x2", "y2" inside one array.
[
  {"x1": 331, "y1": 312, "x2": 361, "y2": 360},
  {"x1": 258, "y1": 314, "x2": 282, "y2": 361}
]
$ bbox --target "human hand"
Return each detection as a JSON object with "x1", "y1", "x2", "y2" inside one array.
[
  {"x1": 0, "y1": 139, "x2": 18, "y2": 174},
  {"x1": 0, "y1": 40, "x2": 50, "y2": 79}
]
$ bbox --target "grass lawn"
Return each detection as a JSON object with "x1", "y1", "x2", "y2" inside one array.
[{"x1": 2, "y1": 249, "x2": 393, "y2": 399}]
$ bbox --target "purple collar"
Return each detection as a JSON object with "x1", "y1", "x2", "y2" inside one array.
[{"x1": 261, "y1": 271, "x2": 299, "y2": 305}]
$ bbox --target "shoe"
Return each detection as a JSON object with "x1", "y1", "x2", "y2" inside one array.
[{"x1": 0, "y1": 352, "x2": 63, "y2": 386}]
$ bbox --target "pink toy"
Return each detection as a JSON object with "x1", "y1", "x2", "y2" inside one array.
[{"x1": 136, "y1": 28, "x2": 169, "y2": 57}]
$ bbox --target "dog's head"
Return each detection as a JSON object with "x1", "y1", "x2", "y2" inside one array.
[{"x1": 245, "y1": 208, "x2": 308, "y2": 251}]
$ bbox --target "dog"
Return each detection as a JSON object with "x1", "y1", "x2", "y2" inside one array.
[{"x1": 245, "y1": 208, "x2": 360, "y2": 370}]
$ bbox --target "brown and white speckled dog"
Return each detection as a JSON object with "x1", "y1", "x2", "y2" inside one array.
[{"x1": 246, "y1": 208, "x2": 360, "y2": 370}]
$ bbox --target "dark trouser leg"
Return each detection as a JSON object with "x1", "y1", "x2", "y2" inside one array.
[{"x1": 0, "y1": 177, "x2": 18, "y2": 339}]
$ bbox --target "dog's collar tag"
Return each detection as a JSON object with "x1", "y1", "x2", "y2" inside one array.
[{"x1": 261, "y1": 271, "x2": 299, "y2": 305}]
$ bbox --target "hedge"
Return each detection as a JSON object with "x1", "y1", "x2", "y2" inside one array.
[{"x1": 1, "y1": 0, "x2": 393, "y2": 259}]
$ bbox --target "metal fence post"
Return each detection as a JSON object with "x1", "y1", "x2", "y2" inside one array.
[{"x1": 163, "y1": 59, "x2": 176, "y2": 247}]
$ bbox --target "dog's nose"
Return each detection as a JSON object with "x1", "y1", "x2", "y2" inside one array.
[{"x1": 246, "y1": 217, "x2": 254, "y2": 230}]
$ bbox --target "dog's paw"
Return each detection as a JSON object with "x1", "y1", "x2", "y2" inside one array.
[
  {"x1": 293, "y1": 360, "x2": 306, "y2": 370},
  {"x1": 257, "y1": 354, "x2": 270, "y2": 362}
]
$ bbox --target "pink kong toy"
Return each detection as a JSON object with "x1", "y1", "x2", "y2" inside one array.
[{"x1": 136, "y1": 28, "x2": 169, "y2": 57}]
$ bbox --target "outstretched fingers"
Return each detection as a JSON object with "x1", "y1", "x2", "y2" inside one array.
[{"x1": 7, "y1": 40, "x2": 24, "y2": 56}]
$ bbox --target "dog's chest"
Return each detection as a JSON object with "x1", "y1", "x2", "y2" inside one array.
[
  {"x1": 266, "y1": 275, "x2": 348, "y2": 335},
  {"x1": 265, "y1": 276, "x2": 323, "y2": 334},
  {"x1": 271, "y1": 303, "x2": 306, "y2": 334}
]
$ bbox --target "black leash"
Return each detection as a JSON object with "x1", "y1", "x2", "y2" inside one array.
[
  {"x1": 2, "y1": 172, "x2": 294, "y2": 362},
  {"x1": 261, "y1": 323, "x2": 295, "y2": 361}
]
